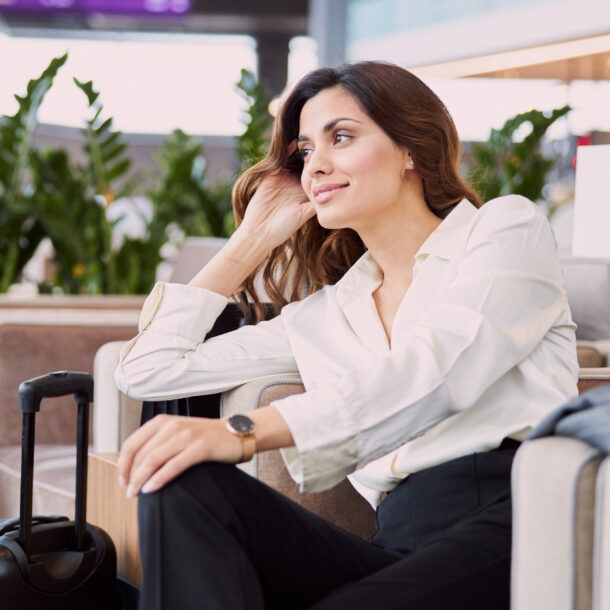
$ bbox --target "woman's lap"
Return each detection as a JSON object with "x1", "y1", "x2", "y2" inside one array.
[
  {"x1": 138, "y1": 446, "x2": 515, "y2": 610},
  {"x1": 138, "y1": 462, "x2": 399, "y2": 610},
  {"x1": 309, "y1": 492, "x2": 512, "y2": 610}
]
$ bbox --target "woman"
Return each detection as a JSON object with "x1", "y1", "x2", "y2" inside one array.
[{"x1": 116, "y1": 61, "x2": 578, "y2": 609}]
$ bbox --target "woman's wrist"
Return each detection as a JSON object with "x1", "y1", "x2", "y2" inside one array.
[
  {"x1": 247, "y1": 406, "x2": 295, "y2": 453},
  {"x1": 187, "y1": 227, "x2": 272, "y2": 295},
  {"x1": 227, "y1": 224, "x2": 276, "y2": 263}
]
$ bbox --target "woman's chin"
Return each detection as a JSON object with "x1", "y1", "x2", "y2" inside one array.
[{"x1": 315, "y1": 212, "x2": 349, "y2": 231}]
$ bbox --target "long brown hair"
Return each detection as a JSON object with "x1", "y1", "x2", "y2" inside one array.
[{"x1": 232, "y1": 61, "x2": 482, "y2": 322}]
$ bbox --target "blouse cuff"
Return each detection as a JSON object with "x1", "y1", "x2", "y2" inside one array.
[
  {"x1": 273, "y1": 389, "x2": 360, "y2": 493},
  {"x1": 139, "y1": 281, "x2": 229, "y2": 341}
]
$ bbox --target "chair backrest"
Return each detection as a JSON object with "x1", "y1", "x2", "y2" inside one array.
[
  {"x1": 167, "y1": 237, "x2": 228, "y2": 284},
  {"x1": 578, "y1": 368, "x2": 610, "y2": 394}
]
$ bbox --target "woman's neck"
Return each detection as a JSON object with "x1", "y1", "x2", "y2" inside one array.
[
  {"x1": 363, "y1": 204, "x2": 442, "y2": 289},
  {"x1": 365, "y1": 203, "x2": 442, "y2": 345}
]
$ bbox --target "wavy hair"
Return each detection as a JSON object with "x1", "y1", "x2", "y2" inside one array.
[{"x1": 232, "y1": 61, "x2": 482, "y2": 322}]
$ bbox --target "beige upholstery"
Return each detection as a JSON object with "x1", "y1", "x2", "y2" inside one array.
[
  {"x1": 220, "y1": 376, "x2": 376, "y2": 539},
  {"x1": 560, "y1": 258, "x2": 610, "y2": 344},
  {"x1": 511, "y1": 438, "x2": 603, "y2": 610},
  {"x1": 93, "y1": 341, "x2": 142, "y2": 454},
  {"x1": 594, "y1": 459, "x2": 610, "y2": 610},
  {"x1": 577, "y1": 343, "x2": 608, "y2": 368},
  {"x1": 511, "y1": 371, "x2": 610, "y2": 610}
]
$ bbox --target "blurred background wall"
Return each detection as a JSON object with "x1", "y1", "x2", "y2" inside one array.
[
  {"x1": 1, "y1": 0, "x2": 609, "y2": 293},
  {"x1": 1, "y1": 0, "x2": 608, "y2": 180}
]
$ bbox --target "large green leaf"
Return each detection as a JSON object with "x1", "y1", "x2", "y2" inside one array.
[
  {"x1": 469, "y1": 105, "x2": 571, "y2": 203},
  {"x1": 74, "y1": 77, "x2": 132, "y2": 197},
  {"x1": 0, "y1": 54, "x2": 68, "y2": 292}
]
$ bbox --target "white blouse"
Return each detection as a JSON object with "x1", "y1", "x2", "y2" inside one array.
[{"x1": 115, "y1": 195, "x2": 579, "y2": 507}]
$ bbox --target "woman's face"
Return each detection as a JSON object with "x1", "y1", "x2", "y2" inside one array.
[{"x1": 297, "y1": 86, "x2": 414, "y2": 234}]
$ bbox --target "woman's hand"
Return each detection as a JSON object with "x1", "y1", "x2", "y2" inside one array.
[
  {"x1": 238, "y1": 170, "x2": 315, "y2": 248},
  {"x1": 188, "y1": 170, "x2": 314, "y2": 294},
  {"x1": 117, "y1": 415, "x2": 243, "y2": 497},
  {"x1": 117, "y1": 406, "x2": 295, "y2": 497}
]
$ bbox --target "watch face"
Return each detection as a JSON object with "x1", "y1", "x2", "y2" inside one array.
[{"x1": 229, "y1": 414, "x2": 255, "y2": 435}]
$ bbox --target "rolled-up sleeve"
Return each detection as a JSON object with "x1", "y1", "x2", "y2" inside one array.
[{"x1": 115, "y1": 282, "x2": 298, "y2": 401}]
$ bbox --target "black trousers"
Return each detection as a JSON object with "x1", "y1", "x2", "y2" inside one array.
[{"x1": 137, "y1": 440, "x2": 518, "y2": 610}]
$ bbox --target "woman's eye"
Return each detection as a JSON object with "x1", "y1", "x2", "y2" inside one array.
[
  {"x1": 334, "y1": 133, "x2": 350, "y2": 144},
  {"x1": 298, "y1": 146, "x2": 313, "y2": 159}
]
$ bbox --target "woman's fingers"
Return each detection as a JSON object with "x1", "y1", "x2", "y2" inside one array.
[
  {"x1": 117, "y1": 414, "x2": 167, "y2": 489},
  {"x1": 124, "y1": 420, "x2": 187, "y2": 497},
  {"x1": 138, "y1": 444, "x2": 207, "y2": 495},
  {"x1": 118, "y1": 415, "x2": 243, "y2": 497},
  {"x1": 240, "y1": 171, "x2": 312, "y2": 243}
]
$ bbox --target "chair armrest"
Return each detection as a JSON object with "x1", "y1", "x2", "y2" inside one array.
[
  {"x1": 594, "y1": 457, "x2": 610, "y2": 609},
  {"x1": 220, "y1": 375, "x2": 376, "y2": 540},
  {"x1": 220, "y1": 375, "x2": 304, "y2": 478},
  {"x1": 511, "y1": 437, "x2": 604, "y2": 610},
  {"x1": 93, "y1": 341, "x2": 142, "y2": 453}
]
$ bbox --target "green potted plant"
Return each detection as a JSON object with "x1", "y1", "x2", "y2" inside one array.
[
  {"x1": 468, "y1": 105, "x2": 571, "y2": 204},
  {"x1": 0, "y1": 56, "x2": 273, "y2": 295},
  {"x1": 0, "y1": 54, "x2": 67, "y2": 292},
  {"x1": 32, "y1": 77, "x2": 138, "y2": 294}
]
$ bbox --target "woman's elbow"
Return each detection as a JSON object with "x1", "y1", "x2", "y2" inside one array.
[{"x1": 113, "y1": 362, "x2": 165, "y2": 401}]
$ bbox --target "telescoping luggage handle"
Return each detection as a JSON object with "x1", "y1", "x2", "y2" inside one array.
[{"x1": 17, "y1": 371, "x2": 94, "y2": 559}]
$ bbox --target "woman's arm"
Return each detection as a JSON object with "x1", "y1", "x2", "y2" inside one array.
[
  {"x1": 117, "y1": 404, "x2": 294, "y2": 498},
  {"x1": 117, "y1": 171, "x2": 314, "y2": 496},
  {"x1": 115, "y1": 170, "x2": 315, "y2": 401}
]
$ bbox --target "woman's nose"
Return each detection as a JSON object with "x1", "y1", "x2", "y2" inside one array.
[{"x1": 306, "y1": 146, "x2": 332, "y2": 175}]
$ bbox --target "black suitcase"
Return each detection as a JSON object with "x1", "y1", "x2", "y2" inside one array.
[{"x1": 0, "y1": 371, "x2": 121, "y2": 610}]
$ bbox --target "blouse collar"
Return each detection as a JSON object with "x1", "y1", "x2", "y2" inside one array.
[{"x1": 336, "y1": 198, "x2": 479, "y2": 301}]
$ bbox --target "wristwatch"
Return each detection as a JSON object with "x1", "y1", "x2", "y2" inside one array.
[{"x1": 226, "y1": 414, "x2": 256, "y2": 463}]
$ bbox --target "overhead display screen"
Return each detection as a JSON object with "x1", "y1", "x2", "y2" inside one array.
[{"x1": 0, "y1": 0, "x2": 190, "y2": 15}]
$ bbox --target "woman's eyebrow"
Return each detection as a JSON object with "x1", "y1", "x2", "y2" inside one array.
[{"x1": 298, "y1": 117, "x2": 361, "y2": 142}]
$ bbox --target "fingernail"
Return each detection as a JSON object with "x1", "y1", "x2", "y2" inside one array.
[
  {"x1": 126, "y1": 484, "x2": 137, "y2": 498},
  {"x1": 141, "y1": 479, "x2": 156, "y2": 494},
  {"x1": 118, "y1": 475, "x2": 126, "y2": 488}
]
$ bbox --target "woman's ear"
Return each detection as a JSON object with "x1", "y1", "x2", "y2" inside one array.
[
  {"x1": 402, "y1": 154, "x2": 416, "y2": 179},
  {"x1": 406, "y1": 150, "x2": 415, "y2": 168}
]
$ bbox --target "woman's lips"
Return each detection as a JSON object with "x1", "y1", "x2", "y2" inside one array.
[{"x1": 312, "y1": 184, "x2": 348, "y2": 204}]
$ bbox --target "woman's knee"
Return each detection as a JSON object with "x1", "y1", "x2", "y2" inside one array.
[{"x1": 138, "y1": 462, "x2": 242, "y2": 527}]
